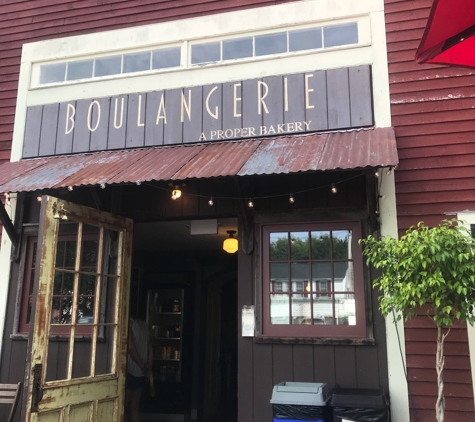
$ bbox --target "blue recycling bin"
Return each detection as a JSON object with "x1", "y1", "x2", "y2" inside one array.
[{"x1": 270, "y1": 382, "x2": 331, "y2": 422}]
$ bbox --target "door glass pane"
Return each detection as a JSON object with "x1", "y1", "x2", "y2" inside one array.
[
  {"x1": 223, "y1": 37, "x2": 253, "y2": 60},
  {"x1": 290, "y1": 231, "x2": 309, "y2": 260},
  {"x1": 335, "y1": 293, "x2": 356, "y2": 325},
  {"x1": 95, "y1": 324, "x2": 117, "y2": 376},
  {"x1": 291, "y1": 294, "x2": 311, "y2": 324},
  {"x1": 311, "y1": 231, "x2": 331, "y2": 259},
  {"x1": 72, "y1": 338, "x2": 92, "y2": 378},
  {"x1": 270, "y1": 232, "x2": 288, "y2": 260},
  {"x1": 270, "y1": 294, "x2": 289, "y2": 324},
  {"x1": 333, "y1": 230, "x2": 351, "y2": 259},
  {"x1": 255, "y1": 32, "x2": 287, "y2": 56},
  {"x1": 46, "y1": 327, "x2": 71, "y2": 381}
]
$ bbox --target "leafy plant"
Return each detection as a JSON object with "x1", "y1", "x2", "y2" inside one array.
[{"x1": 360, "y1": 219, "x2": 475, "y2": 422}]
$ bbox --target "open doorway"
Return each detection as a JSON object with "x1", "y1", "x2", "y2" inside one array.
[{"x1": 130, "y1": 218, "x2": 238, "y2": 422}]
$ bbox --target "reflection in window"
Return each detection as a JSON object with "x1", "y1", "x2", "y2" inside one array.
[
  {"x1": 268, "y1": 228, "x2": 356, "y2": 327},
  {"x1": 223, "y1": 37, "x2": 253, "y2": 60},
  {"x1": 323, "y1": 23, "x2": 358, "y2": 48},
  {"x1": 123, "y1": 52, "x2": 151, "y2": 73},
  {"x1": 255, "y1": 32, "x2": 287, "y2": 56},
  {"x1": 66, "y1": 60, "x2": 93, "y2": 81},
  {"x1": 191, "y1": 42, "x2": 221, "y2": 64},
  {"x1": 40, "y1": 63, "x2": 66, "y2": 84},
  {"x1": 153, "y1": 47, "x2": 181, "y2": 69},
  {"x1": 95, "y1": 56, "x2": 122, "y2": 77},
  {"x1": 289, "y1": 28, "x2": 322, "y2": 52}
]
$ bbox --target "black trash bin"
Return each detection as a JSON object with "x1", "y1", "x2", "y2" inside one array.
[
  {"x1": 270, "y1": 382, "x2": 331, "y2": 422},
  {"x1": 331, "y1": 386, "x2": 389, "y2": 422}
]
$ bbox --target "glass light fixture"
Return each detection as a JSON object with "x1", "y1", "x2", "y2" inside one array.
[
  {"x1": 223, "y1": 230, "x2": 238, "y2": 253},
  {"x1": 248, "y1": 199, "x2": 254, "y2": 208},
  {"x1": 331, "y1": 184, "x2": 337, "y2": 194},
  {"x1": 171, "y1": 186, "x2": 182, "y2": 200},
  {"x1": 289, "y1": 194, "x2": 295, "y2": 203}
]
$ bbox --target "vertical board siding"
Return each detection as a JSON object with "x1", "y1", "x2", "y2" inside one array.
[{"x1": 384, "y1": 0, "x2": 475, "y2": 419}]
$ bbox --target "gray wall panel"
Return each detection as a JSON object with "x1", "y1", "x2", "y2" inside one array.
[
  {"x1": 56, "y1": 102, "x2": 75, "y2": 155},
  {"x1": 349, "y1": 65, "x2": 373, "y2": 127},
  {"x1": 90, "y1": 97, "x2": 110, "y2": 152},
  {"x1": 38, "y1": 103, "x2": 59, "y2": 156},
  {"x1": 223, "y1": 82, "x2": 243, "y2": 134},
  {"x1": 72, "y1": 100, "x2": 91, "y2": 153},
  {"x1": 262, "y1": 75, "x2": 284, "y2": 130},
  {"x1": 164, "y1": 89, "x2": 183, "y2": 145},
  {"x1": 305, "y1": 70, "x2": 328, "y2": 131},
  {"x1": 284, "y1": 73, "x2": 305, "y2": 125},
  {"x1": 242, "y1": 79, "x2": 262, "y2": 135},
  {"x1": 126, "y1": 93, "x2": 146, "y2": 148},
  {"x1": 23, "y1": 106, "x2": 43, "y2": 158},
  {"x1": 327, "y1": 68, "x2": 351, "y2": 129},
  {"x1": 183, "y1": 86, "x2": 203, "y2": 144},
  {"x1": 145, "y1": 91, "x2": 165, "y2": 147},
  {"x1": 107, "y1": 95, "x2": 128, "y2": 150},
  {"x1": 202, "y1": 84, "x2": 222, "y2": 141}
]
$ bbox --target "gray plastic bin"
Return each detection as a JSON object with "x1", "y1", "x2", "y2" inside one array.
[{"x1": 270, "y1": 382, "x2": 330, "y2": 422}]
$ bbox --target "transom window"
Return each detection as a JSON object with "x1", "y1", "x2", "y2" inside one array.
[
  {"x1": 191, "y1": 23, "x2": 358, "y2": 65},
  {"x1": 262, "y1": 221, "x2": 366, "y2": 338},
  {"x1": 37, "y1": 21, "x2": 359, "y2": 86}
]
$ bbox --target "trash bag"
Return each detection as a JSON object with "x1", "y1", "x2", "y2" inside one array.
[
  {"x1": 333, "y1": 406, "x2": 389, "y2": 422},
  {"x1": 273, "y1": 403, "x2": 329, "y2": 420}
]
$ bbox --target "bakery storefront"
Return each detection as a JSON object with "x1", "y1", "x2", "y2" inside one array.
[{"x1": 0, "y1": 1, "x2": 403, "y2": 421}]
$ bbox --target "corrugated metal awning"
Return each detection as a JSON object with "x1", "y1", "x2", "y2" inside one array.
[{"x1": 0, "y1": 127, "x2": 398, "y2": 193}]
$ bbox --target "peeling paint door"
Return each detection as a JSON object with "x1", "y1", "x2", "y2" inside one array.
[{"x1": 26, "y1": 196, "x2": 133, "y2": 422}]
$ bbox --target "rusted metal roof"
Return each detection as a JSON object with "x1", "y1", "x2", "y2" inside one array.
[{"x1": 0, "y1": 127, "x2": 398, "y2": 193}]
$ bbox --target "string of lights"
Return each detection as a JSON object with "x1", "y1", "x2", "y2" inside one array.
[{"x1": 2, "y1": 167, "x2": 394, "y2": 209}]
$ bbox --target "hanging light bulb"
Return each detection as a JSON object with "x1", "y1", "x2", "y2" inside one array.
[
  {"x1": 208, "y1": 196, "x2": 214, "y2": 206},
  {"x1": 374, "y1": 170, "x2": 379, "y2": 178},
  {"x1": 289, "y1": 194, "x2": 295, "y2": 203},
  {"x1": 68, "y1": 186, "x2": 74, "y2": 191},
  {"x1": 248, "y1": 199, "x2": 254, "y2": 208},
  {"x1": 4, "y1": 192, "x2": 11, "y2": 206},
  {"x1": 100, "y1": 183, "x2": 106, "y2": 189},
  {"x1": 223, "y1": 230, "x2": 238, "y2": 253},
  {"x1": 37, "y1": 195, "x2": 42, "y2": 202},
  {"x1": 331, "y1": 184, "x2": 337, "y2": 194},
  {"x1": 386, "y1": 167, "x2": 393, "y2": 176},
  {"x1": 171, "y1": 185, "x2": 182, "y2": 200}
]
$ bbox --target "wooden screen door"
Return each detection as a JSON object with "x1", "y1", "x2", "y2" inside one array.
[{"x1": 26, "y1": 196, "x2": 133, "y2": 422}]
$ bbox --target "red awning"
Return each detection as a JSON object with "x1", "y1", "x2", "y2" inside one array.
[
  {"x1": 415, "y1": 0, "x2": 475, "y2": 67},
  {"x1": 0, "y1": 128, "x2": 398, "y2": 193}
]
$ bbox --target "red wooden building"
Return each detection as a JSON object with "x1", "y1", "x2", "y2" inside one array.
[{"x1": 385, "y1": 0, "x2": 475, "y2": 420}]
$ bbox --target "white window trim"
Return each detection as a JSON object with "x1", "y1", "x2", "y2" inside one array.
[{"x1": 457, "y1": 211, "x2": 475, "y2": 407}]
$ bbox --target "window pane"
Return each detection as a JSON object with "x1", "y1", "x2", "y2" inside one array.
[
  {"x1": 95, "y1": 56, "x2": 121, "y2": 77},
  {"x1": 289, "y1": 28, "x2": 322, "y2": 52},
  {"x1": 66, "y1": 60, "x2": 93, "y2": 81},
  {"x1": 291, "y1": 263, "x2": 309, "y2": 290},
  {"x1": 152, "y1": 47, "x2": 181, "y2": 69},
  {"x1": 255, "y1": 32, "x2": 287, "y2": 56},
  {"x1": 123, "y1": 52, "x2": 151, "y2": 73},
  {"x1": 312, "y1": 295, "x2": 333, "y2": 325},
  {"x1": 270, "y1": 294, "x2": 289, "y2": 324},
  {"x1": 333, "y1": 230, "x2": 351, "y2": 259},
  {"x1": 191, "y1": 42, "x2": 221, "y2": 64},
  {"x1": 324, "y1": 23, "x2": 358, "y2": 48},
  {"x1": 223, "y1": 37, "x2": 253, "y2": 60},
  {"x1": 335, "y1": 261, "x2": 354, "y2": 291},
  {"x1": 40, "y1": 63, "x2": 66, "y2": 84},
  {"x1": 270, "y1": 262, "x2": 288, "y2": 286},
  {"x1": 270, "y1": 232, "x2": 289, "y2": 260},
  {"x1": 311, "y1": 231, "x2": 331, "y2": 259},
  {"x1": 291, "y1": 294, "x2": 311, "y2": 324},
  {"x1": 312, "y1": 262, "x2": 331, "y2": 286},
  {"x1": 335, "y1": 293, "x2": 356, "y2": 325},
  {"x1": 291, "y1": 231, "x2": 309, "y2": 260}
]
